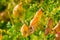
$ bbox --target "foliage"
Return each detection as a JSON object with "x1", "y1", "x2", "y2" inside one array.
[{"x1": 0, "y1": 0, "x2": 60, "y2": 40}]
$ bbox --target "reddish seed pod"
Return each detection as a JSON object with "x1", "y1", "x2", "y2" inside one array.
[
  {"x1": 45, "y1": 27, "x2": 50, "y2": 35},
  {"x1": 45, "y1": 18, "x2": 53, "y2": 35},
  {"x1": 53, "y1": 21, "x2": 60, "y2": 33},
  {"x1": 55, "y1": 32, "x2": 60, "y2": 40}
]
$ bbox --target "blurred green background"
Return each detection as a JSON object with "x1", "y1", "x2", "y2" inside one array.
[{"x1": 0, "y1": 0, "x2": 60, "y2": 40}]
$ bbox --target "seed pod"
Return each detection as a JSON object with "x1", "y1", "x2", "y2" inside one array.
[
  {"x1": 21, "y1": 24, "x2": 29, "y2": 37},
  {"x1": 45, "y1": 27, "x2": 50, "y2": 35},
  {"x1": 45, "y1": 18, "x2": 53, "y2": 35},
  {"x1": 13, "y1": 2, "x2": 24, "y2": 19},
  {"x1": 53, "y1": 21, "x2": 60, "y2": 33},
  {"x1": 0, "y1": 10, "x2": 10, "y2": 22},
  {"x1": 13, "y1": 2, "x2": 25, "y2": 23},
  {"x1": 55, "y1": 32, "x2": 60, "y2": 40},
  {"x1": 29, "y1": 9, "x2": 43, "y2": 34}
]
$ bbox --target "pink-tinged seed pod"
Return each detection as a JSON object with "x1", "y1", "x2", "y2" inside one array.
[
  {"x1": 53, "y1": 21, "x2": 60, "y2": 33},
  {"x1": 55, "y1": 32, "x2": 60, "y2": 40}
]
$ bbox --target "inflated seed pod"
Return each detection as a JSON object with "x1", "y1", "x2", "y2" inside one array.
[
  {"x1": 13, "y1": 2, "x2": 26, "y2": 23},
  {"x1": 55, "y1": 32, "x2": 60, "y2": 40},
  {"x1": 21, "y1": 24, "x2": 29, "y2": 37},
  {"x1": 45, "y1": 18, "x2": 53, "y2": 35},
  {"x1": 53, "y1": 21, "x2": 60, "y2": 33},
  {"x1": 13, "y1": 2, "x2": 25, "y2": 21},
  {"x1": 29, "y1": 9, "x2": 43, "y2": 34},
  {"x1": 0, "y1": 10, "x2": 10, "y2": 22}
]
